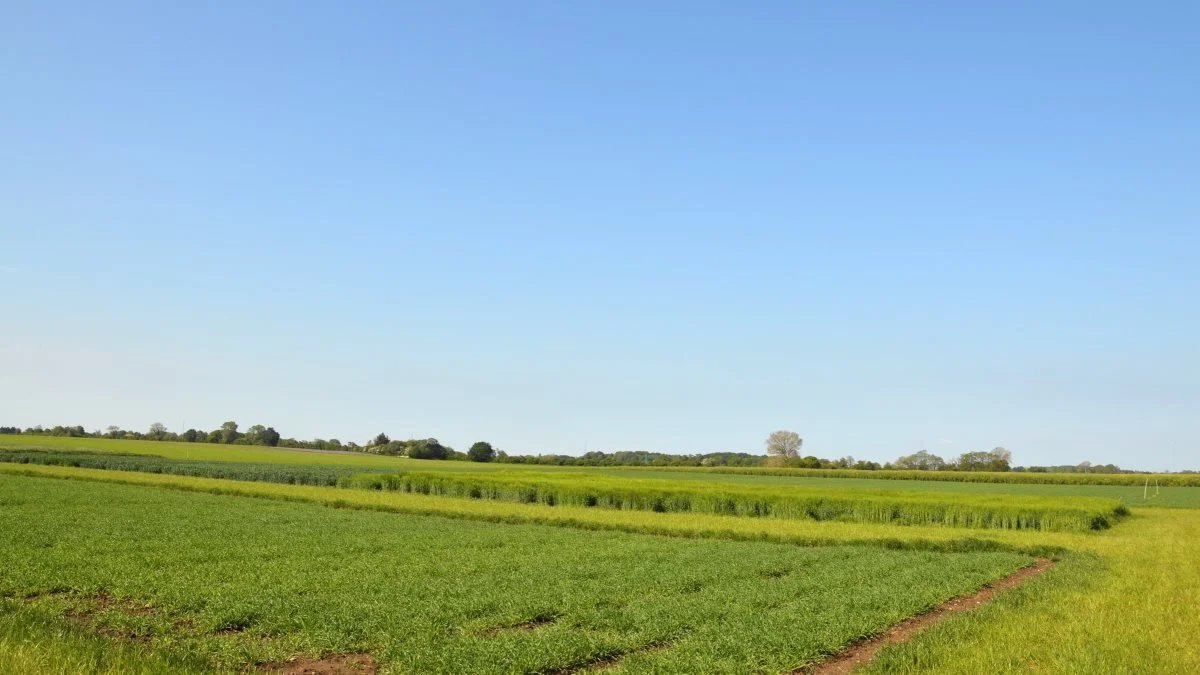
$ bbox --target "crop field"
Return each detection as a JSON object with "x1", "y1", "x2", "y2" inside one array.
[
  {"x1": 0, "y1": 436, "x2": 420, "y2": 469},
  {"x1": 0, "y1": 474, "x2": 1030, "y2": 673},
  {"x1": 0, "y1": 446, "x2": 1129, "y2": 531},
  {"x1": 598, "y1": 469, "x2": 1200, "y2": 509},
  {"x1": 0, "y1": 447, "x2": 394, "y2": 486},
  {"x1": 636, "y1": 464, "x2": 1200, "y2": 487},
  {"x1": 340, "y1": 470, "x2": 1127, "y2": 532},
  {"x1": 1, "y1": 441, "x2": 1198, "y2": 673}
]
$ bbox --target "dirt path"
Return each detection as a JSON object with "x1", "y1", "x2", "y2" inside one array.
[{"x1": 803, "y1": 558, "x2": 1055, "y2": 674}]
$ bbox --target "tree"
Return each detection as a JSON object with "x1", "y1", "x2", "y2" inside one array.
[
  {"x1": 219, "y1": 421, "x2": 240, "y2": 444},
  {"x1": 987, "y1": 447, "x2": 1012, "y2": 471},
  {"x1": 182, "y1": 428, "x2": 199, "y2": 443},
  {"x1": 246, "y1": 424, "x2": 267, "y2": 444},
  {"x1": 765, "y1": 430, "x2": 802, "y2": 465},
  {"x1": 261, "y1": 427, "x2": 281, "y2": 447},
  {"x1": 954, "y1": 451, "x2": 991, "y2": 471},
  {"x1": 468, "y1": 441, "x2": 496, "y2": 463},
  {"x1": 376, "y1": 440, "x2": 407, "y2": 456},
  {"x1": 148, "y1": 422, "x2": 168, "y2": 440},
  {"x1": 954, "y1": 447, "x2": 1011, "y2": 472},
  {"x1": 372, "y1": 433, "x2": 390, "y2": 447},
  {"x1": 894, "y1": 450, "x2": 946, "y2": 471},
  {"x1": 408, "y1": 438, "x2": 449, "y2": 460}
]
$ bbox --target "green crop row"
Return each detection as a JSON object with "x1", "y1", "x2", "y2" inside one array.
[
  {"x1": 339, "y1": 470, "x2": 1126, "y2": 532},
  {"x1": 632, "y1": 465, "x2": 1200, "y2": 486}
]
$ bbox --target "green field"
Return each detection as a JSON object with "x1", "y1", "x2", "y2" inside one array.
[
  {"x1": 601, "y1": 469, "x2": 1200, "y2": 508},
  {"x1": 0, "y1": 475, "x2": 1028, "y2": 674},
  {"x1": 2, "y1": 437, "x2": 1199, "y2": 673}
]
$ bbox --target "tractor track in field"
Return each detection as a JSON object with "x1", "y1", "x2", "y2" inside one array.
[{"x1": 801, "y1": 557, "x2": 1055, "y2": 674}]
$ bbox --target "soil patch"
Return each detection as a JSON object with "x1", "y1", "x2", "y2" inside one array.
[{"x1": 803, "y1": 557, "x2": 1055, "y2": 674}]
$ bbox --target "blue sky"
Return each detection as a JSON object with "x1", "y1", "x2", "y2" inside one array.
[{"x1": 3, "y1": 2, "x2": 1197, "y2": 468}]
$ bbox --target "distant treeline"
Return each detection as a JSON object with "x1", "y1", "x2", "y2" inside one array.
[{"x1": 2, "y1": 424, "x2": 1191, "y2": 473}]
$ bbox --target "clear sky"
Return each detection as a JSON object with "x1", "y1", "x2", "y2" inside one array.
[{"x1": 3, "y1": 2, "x2": 1197, "y2": 469}]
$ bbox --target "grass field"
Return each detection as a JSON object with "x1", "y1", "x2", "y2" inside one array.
[
  {"x1": 2, "y1": 439, "x2": 1199, "y2": 673},
  {"x1": 0, "y1": 474, "x2": 1029, "y2": 674}
]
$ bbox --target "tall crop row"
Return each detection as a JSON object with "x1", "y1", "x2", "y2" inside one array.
[{"x1": 340, "y1": 470, "x2": 1125, "y2": 532}]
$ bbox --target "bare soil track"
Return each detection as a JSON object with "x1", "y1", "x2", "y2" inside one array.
[{"x1": 803, "y1": 558, "x2": 1055, "y2": 674}]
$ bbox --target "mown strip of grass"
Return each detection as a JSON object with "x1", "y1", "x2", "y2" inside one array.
[
  {"x1": 0, "y1": 474, "x2": 1031, "y2": 674},
  {"x1": 340, "y1": 469, "x2": 1126, "y2": 532}
]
